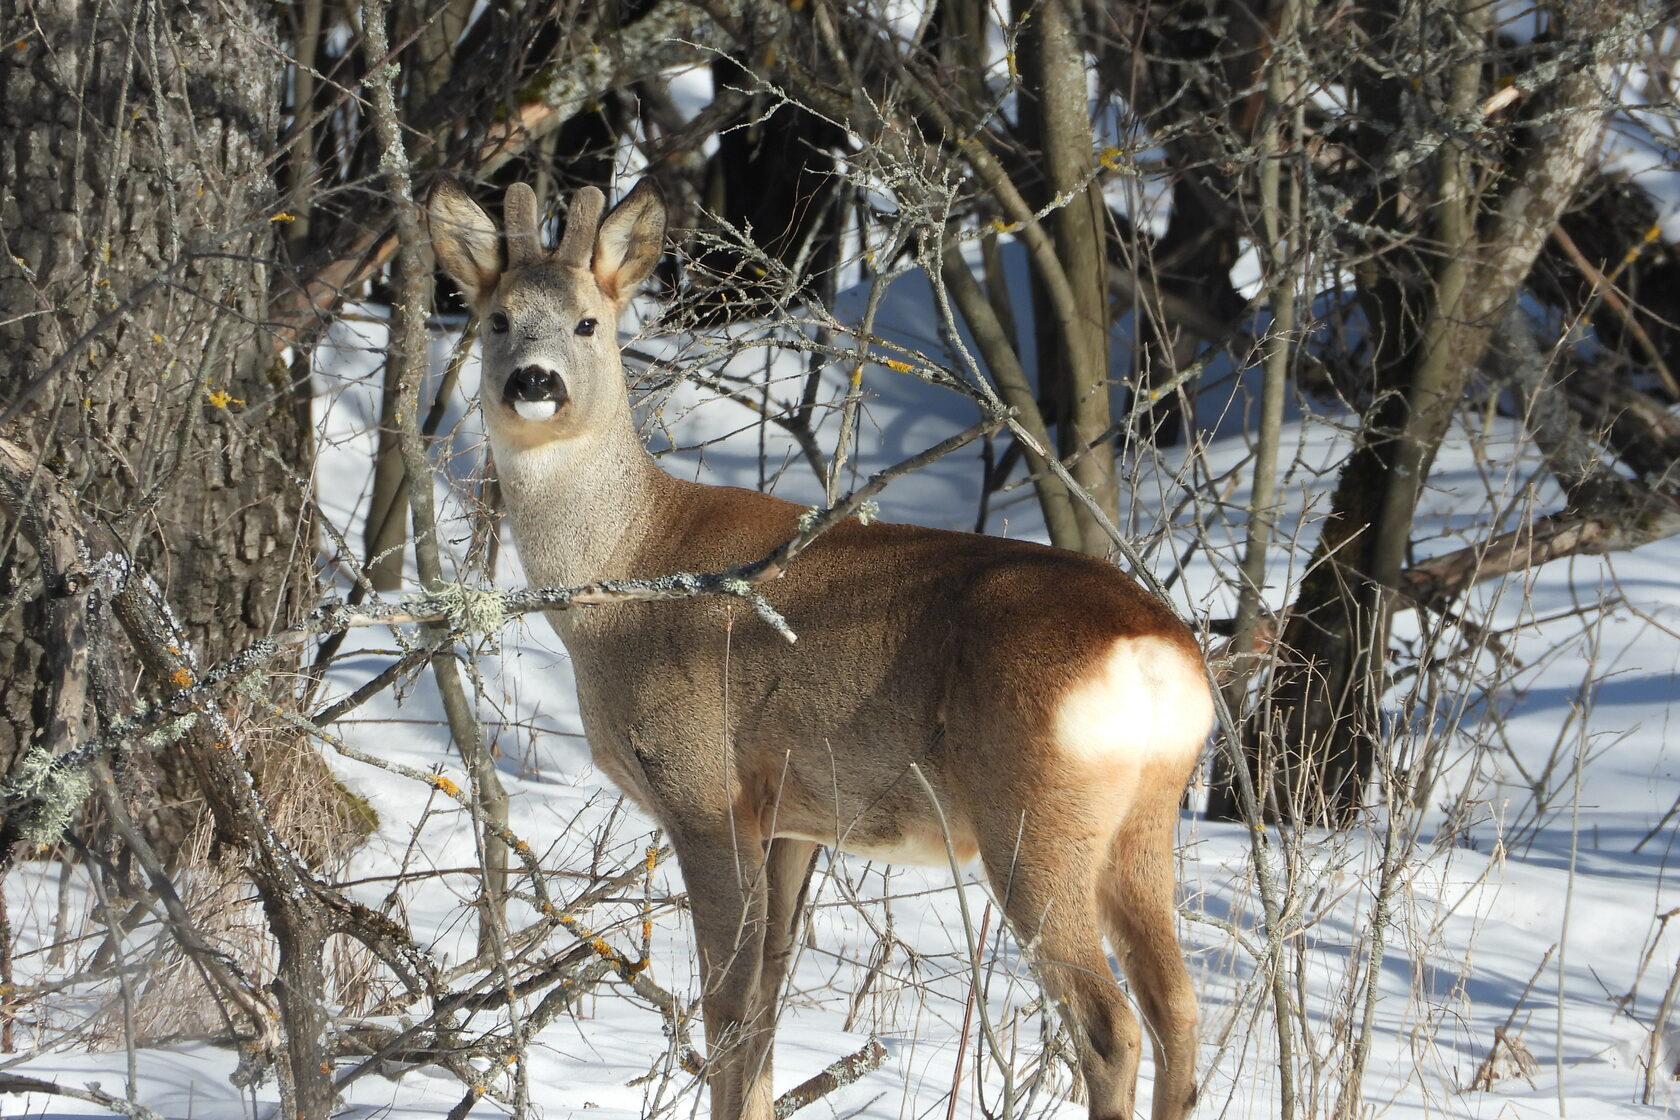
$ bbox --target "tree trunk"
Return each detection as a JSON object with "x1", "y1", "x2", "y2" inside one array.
[
  {"x1": 1225, "y1": 0, "x2": 1615, "y2": 824},
  {"x1": 0, "y1": 1, "x2": 331, "y2": 851},
  {"x1": 1013, "y1": 0, "x2": 1117, "y2": 556}
]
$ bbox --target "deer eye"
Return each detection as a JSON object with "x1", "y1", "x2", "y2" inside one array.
[
  {"x1": 575, "y1": 318, "x2": 597, "y2": 337},
  {"x1": 488, "y1": 311, "x2": 510, "y2": 334}
]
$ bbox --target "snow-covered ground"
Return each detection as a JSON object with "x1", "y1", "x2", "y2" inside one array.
[{"x1": 3, "y1": 248, "x2": 1677, "y2": 1120}]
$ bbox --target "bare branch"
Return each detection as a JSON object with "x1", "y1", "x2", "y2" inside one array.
[
  {"x1": 773, "y1": 1037, "x2": 887, "y2": 1120},
  {"x1": 0, "y1": 1074, "x2": 168, "y2": 1120}
]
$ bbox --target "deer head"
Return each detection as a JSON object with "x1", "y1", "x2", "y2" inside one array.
[{"x1": 427, "y1": 179, "x2": 665, "y2": 448}]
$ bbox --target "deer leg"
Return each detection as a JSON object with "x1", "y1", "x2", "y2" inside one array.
[
  {"x1": 674, "y1": 826, "x2": 773, "y2": 1120},
  {"x1": 735, "y1": 838, "x2": 819, "y2": 1120},
  {"x1": 1101, "y1": 810, "x2": 1199, "y2": 1120},
  {"x1": 979, "y1": 819, "x2": 1143, "y2": 1120},
  {"x1": 761, "y1": 839, "x2": 819, "y2": 1001}
]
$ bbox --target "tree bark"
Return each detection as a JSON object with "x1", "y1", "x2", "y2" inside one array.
[{"x1": 0, "y1": 1, "x2": 328, "y2": 848}]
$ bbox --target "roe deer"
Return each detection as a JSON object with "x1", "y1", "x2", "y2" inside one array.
[{"x1": 427, "y1": 178, "x2": 1211, "y2": 1120}]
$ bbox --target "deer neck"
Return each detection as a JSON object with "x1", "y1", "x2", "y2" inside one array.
[{"x1": 489, "y1": 402, "x2": 671, "y2": 593}]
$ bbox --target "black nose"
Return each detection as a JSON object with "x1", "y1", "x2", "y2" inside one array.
[{"x1": 505, "y1": 365, "x2": 568, "y2": 404}]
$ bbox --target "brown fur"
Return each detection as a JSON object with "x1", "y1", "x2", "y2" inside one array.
[{"x1": 427, "y1": 179, "x2": 1211, "y2": 1120}]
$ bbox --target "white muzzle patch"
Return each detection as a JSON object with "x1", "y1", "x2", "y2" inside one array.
[{"x1": 512, "y1": 399, "x2": 560, "y2": 422}]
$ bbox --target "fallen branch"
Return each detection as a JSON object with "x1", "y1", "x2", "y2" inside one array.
[
  {"x1": 0, "y1": 1074, "x2": 167, "y2": 1120},
  {"x1": 1399, "y1": 495, "x2": 1680, "y2": 612},
  {"x1": 774, "y1": 1037, "x2": 888, "y2": 1120}
]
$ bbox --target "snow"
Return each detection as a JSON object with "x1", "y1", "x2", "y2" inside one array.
[{"x1": 6, "y1": 233, "x2": 1680, "y2": 1120}]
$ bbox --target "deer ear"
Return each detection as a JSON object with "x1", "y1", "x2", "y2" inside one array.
[
  {"x1": 427, "y1": 179, "x2": 501, "y2": 303},
  {"x1": 592, "y1": 179, "x2": 666, "y2": 306}
]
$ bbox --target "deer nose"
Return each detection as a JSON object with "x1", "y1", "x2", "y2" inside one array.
[{"x1": 505, "y1": 364, "x2": 568, "y2": 404}]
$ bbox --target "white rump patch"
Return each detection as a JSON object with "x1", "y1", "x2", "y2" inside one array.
[
  {"x1": 1054, "y1": 636, "x2": 1213, "y2": 768},
  {"x1": 512, "y1": 399, "x2": 559, "y2": 422}
]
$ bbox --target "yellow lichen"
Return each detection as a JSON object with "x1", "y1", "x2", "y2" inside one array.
[
  {"x1": 882, "y1": 359, "x2": 913, "y2": 373},
  {"x1": 206, "y1": 389, "x2": 243, "y2": 409},
  {"x1": 430, "y1": 775, "x2": 460, "y2": 797},
  {"x1": 169, "y1": 668, "x2": 193, "y2": 688}
]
